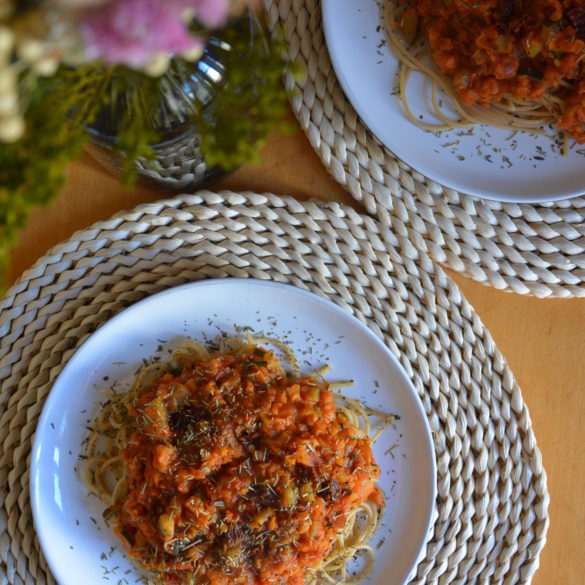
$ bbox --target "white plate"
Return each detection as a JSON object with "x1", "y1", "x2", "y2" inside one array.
[
  {"x1": 30, "y1": 279, "x2": 436, "y2": 585},
  {"x1": 322, "y1": 0, "x2": 585, "y2": 202}
]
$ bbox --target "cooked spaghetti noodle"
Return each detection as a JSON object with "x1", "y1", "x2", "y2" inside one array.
[
  {"x1": 385, "y1": 0, "x2": 585, "y2": 148},
  {"x1": 84, "y1": 337, "x2": 395, "y2": 585}
]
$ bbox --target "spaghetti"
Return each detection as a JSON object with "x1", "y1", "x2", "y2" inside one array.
[
  {"x1": 84, "y1": 337, "x2": 395, "y2": 585},
  {"x1": 385, "y1": 0, "x2": 585, "y2": 147}
]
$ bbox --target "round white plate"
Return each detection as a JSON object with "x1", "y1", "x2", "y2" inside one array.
[
  {"x1": 30, "y1": 279, "x2": 436, "y2": 585},
  {"x1": 322, "y1": 0, "x2": 585, "y2": 202}
]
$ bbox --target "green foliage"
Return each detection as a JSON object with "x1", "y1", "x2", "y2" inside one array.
[
  {"x1": 195, "y1": 15, "x2": 298, "y2": 169},
  {"x1": 0, "y1": 66, "x2": 112, "y2": 290},
  {"x1": 103, "y1": 69, "x2": 163, "y2": 185}
]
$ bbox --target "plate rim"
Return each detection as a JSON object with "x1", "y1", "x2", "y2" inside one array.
[{"x1": 29, "y1": 278, "x2": 437, "y2": 585}]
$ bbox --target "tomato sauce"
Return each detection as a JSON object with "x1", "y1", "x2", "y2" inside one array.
[
  {"x1": 109, "y1": 346, "x2": 383, "y2": 584},
  {"x1": 398, "y1": 0, "x2": 585, "y2": 141}
]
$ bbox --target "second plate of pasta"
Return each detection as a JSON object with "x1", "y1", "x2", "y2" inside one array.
[{"x1": 322, "y1": 0, "x2": 585, "y2": 202}]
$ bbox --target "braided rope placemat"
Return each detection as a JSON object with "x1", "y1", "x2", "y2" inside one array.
[
  {"x1": 264, "y1": 0, "x2": 585, "y2": 298},
  {"x1": 0, "y1": 191, "x2": 547, "y2": 584}
]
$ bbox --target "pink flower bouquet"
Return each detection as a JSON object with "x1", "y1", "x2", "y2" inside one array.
[
  {"x1": 77, "y1": 0, "x2": 260, "y2": 73},
  {"x1": 0, "y1": 0, "x2": 291, "y2": 290},
  {"x1": 0, "y1": 0, "x2": 261, "y2": 140}
]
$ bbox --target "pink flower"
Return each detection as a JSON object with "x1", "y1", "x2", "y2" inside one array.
[
  {"x1": 195, "y1": 0, "x2": 231, "y2": 27},
  {"x1": 78, "y1": 0, "x2": 231, "y2": 70}
]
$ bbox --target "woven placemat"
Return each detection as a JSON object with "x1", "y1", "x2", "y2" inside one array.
[
  {"x1": 0, "y1": 191, "x2": 547, "y2": 584},
  {"x1": 264, "y1": 0, "x2": 585, "y2": 298}
]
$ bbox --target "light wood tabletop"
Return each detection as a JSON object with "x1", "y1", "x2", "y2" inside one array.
[{"x1": 8, "y1": 119, "x2": 585, "y2": 585}]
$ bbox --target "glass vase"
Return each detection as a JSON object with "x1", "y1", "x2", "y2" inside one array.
[{"x1": 85, "y1": 10, "x2": 260, "y2": 192}]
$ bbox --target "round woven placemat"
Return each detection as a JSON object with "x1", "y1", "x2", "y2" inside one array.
[
  {"x1": 0, "y1": 191, "x2": 547, "y2": 584},
  {"x1": 264, "y1": 0, "x2": 585, "y2": 298}
]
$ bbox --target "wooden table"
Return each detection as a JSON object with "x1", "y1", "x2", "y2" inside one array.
[{"x1": 9, "y1": 120, "x2": 584, "y2": 585}]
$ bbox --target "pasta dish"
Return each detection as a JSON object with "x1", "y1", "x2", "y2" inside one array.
[
  {"x1": 385, "y1": 0, "x2": 585, "y2": 147},
  {"x1": 84, "y1": 337, "x2": 395, "y2": 585}
]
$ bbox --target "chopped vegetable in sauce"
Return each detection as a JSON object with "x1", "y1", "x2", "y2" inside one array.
[
  {"x1": 107, "y1": 346, "x2": 383, "y2": 585},
  {"x1": 398, "y1": 0, "x2": 585, "y2": 141}
]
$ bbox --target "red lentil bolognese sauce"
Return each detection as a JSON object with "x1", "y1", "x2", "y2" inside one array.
[
  {"x1": 85, "y1": 339, "x2": 394, "y2": 585},
  {"x1": 386, "y1": 0, "x2": 585, "y2": 142}
]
